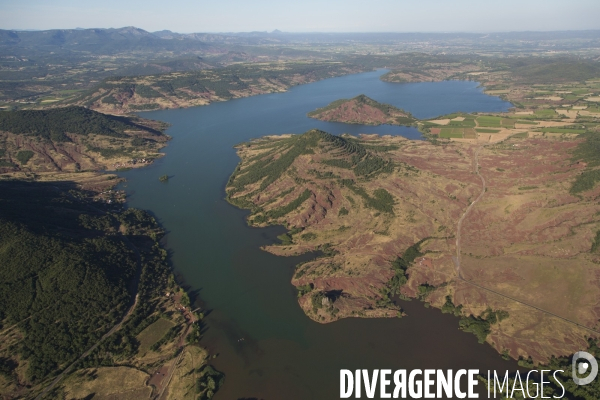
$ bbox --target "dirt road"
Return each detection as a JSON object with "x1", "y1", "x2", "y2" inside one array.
[
  {"x1": 454, "y1": 145, "x2": 485, "y2": 277},
  {"x1": 451, "y1": 144, "x2": 600, "y2": 335}
]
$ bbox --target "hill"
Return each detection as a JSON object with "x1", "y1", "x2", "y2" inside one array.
[
  {"x1": 66, "y1": 62, "x2": 364, "y2": 114},
  {"x1": 0, "y1": 181, "x2": 144, "y2": 384},
  {"x1": 0, "y1": 106, "x2": 169, "y2": 175},
  {"x1": 0, "y1": 27, "x2": 214, "y2": 55},
  {"x1": 0, "y1": 181, "x2": 221, "y2": 399},
  {"x1": 0, "y1": 109, "x2": 222, "y2": 399},
  {"x1": 307, "y1": 95, "x2": 415, "y2": 125}
]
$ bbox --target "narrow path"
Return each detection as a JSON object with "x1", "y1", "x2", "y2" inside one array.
[
  {"x1": 452, "y1": 144, "x2": 600, "y2": 335},
  {"x1": 155, "y1": 325, "x2": 191, "y2": 400},
  {"x1": 454, "y1": 145, "x2": 485, "y2": 278},
  {"x1": 155, "y1": 351, "x2": 184, "y2": 400},
  {"x1": 0, "y1": 315, "x2": 33, "y2": 337},
  {"x1": 35, "y1": 293, "x2": 140, "y2": 399}
]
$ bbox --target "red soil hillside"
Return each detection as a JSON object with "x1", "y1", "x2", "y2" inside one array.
[{"x1": 227, "y1": 129, "x2": 600, "y2": 363}]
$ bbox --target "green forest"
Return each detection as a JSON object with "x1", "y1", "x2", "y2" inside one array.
[
  {"x1": 0, "y1": 106, "x2": 161, "y2": 142},
  {"x1": 0, "y1": 181, "x2": 166, "y2": 384},
  {"x1": 571, "y1": 131, "x2": 600, "y2": 194}
]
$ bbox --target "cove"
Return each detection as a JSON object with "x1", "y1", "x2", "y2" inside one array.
[{"x1": 119, "y1": 70, "x2": 517, "y2": 399}]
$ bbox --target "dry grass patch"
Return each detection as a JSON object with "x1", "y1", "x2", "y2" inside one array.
[
  {"x1": 428, "y1": 119, "x2": 450, "y2": 125},
  {"x1": 534, "y1": 96, "x2": 563, "y2": 101},
  {"x1": 165, "y1": 346, "x2": 208, "y2": 400},
  {"x1": 136, "y1": 317, "x2": 176, "y2": 356},
  {"x1": 460, "y1": 255, "x2": 597, "y2": 328},
  {"x1": 62, "y1": 366, "x2": 151, "y2": 400}
]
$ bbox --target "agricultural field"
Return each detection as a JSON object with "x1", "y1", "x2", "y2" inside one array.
[
  {"x1": 477, "y1": 116, "x2": 502, "y2": 127},
  {"x1": 463, "y1": 128, "x2": 477, "y2": 139},
  {"x1": 475, "y1": 128, "x2": 500, "y2": 133},
  {"x1": 136, "y1": 318, "x2": 176, "y2": 356},
  {"x1": 539, "y1": 127, "x2": 586, "y2": 134},
  {"x1": 420, "y1": 70, "x2": 600, "y2": 145},
  {"x1": 439, "y1": 128, "x2": 464, "y2": 138}
]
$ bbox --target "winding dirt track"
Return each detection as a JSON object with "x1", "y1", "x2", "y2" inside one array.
[
  {"x1": 454, "y1": 145, "x2": 485, "y2": 278},
  {"x1": 452, "y1": 144, "x2": 600, "y2": 335},
  {"x1": 154, "y1": 325, "x2": 191, "y2": 400}
]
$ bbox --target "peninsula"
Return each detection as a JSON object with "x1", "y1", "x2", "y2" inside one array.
[{"x1": 226, "y1": 127, "x2": 600, "y2": 368}]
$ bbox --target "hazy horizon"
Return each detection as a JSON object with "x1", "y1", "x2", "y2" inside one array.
[
  {"x1": 4, "y1": 26, "x2": 600, "y2": 35},
  {"x1": 1, "y1": 0, "x2": 599, "y2": 33}
]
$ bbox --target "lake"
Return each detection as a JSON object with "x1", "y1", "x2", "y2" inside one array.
[{"x1": 119, "y1": 70, "x2": 516, "y2": 399}]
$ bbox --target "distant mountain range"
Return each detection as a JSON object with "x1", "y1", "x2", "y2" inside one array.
[
  {"x1": 0, "y1": 26, "x2": 216, "y2": 54},
  {"x1": 2, "y1": 27, "x2": 600, "y2": 51},
  {"x1": 0, "y1": 26, "x2": 298, "y2": 52}
]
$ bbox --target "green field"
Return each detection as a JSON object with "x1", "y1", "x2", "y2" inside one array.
[
  {"x1": 539, "y1": 128, "x2": 586, "y2": 134},
  {"x1": 501, "y1": 118, "x2": 515, "y2": 128},
  {"x1": 512, "y1": 132, "x2": 528, "y2": 138},
  {"x1": 477, "y1": 116, "x2": 502, "y2": 127},
  {"x1": 476, "y1": 128, "x2": 500, "y2": 133},
  {"x1": 463, "y1": 128, "x2": 477, "y2": 139},
  {"x1": 448, "y1": 118, "x2": 476, "y2": 128},
  {"x1": 136, "y1": 318, "x2": 175, "y2": 355},
  {"x1": 440, "y1": 128, "x2": 464, "y2": 138},
  {"x1": 571, "y1": 89, "x2": 593, "y2": 94},
  {"x1": 534, "y1": 109, "x2": 556, "y2": 116},
  {"x1": 57, "y1": 89, "x2": 86, "y2": 95}
]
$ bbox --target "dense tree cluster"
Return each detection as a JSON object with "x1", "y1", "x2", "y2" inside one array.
[
  {"x1": 0, "y1": 106, "x2": 160, "y2": 142},
  {"x1": 340, "y1": 180, "x2": 395, "y2": 213},
  {"x1": 571, "y1": 131, "x2": 600, "y2": 194},
  {"x1": 0, "y1": 181, "x2": 167, "y2": 383},
  {"x1": 320, "y1": 134, "x2": 395, "y2": 178},
  {"x1": 15, "y1": 150, "x2": 33, "y2": 165},
  {"x1": 480, "y1": 338, "x2": 600, "y2": 399},
  {"x1": 228, "y1": 130, "x2": 327, "y2": 194},
  {"x1": 265, "y1": 189, "x2": 312, "y2": 220},
  {"x1": 196, "y1": 364, "x2": 225, "y2": 400}
]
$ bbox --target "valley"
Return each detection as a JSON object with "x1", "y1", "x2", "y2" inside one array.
[{"x1": 1, "y1": 24, "x2": 600, "y2": 399}]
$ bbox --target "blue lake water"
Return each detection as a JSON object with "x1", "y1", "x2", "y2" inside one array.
[{"x1": 119, "y1": 70, "x2": 514, "y2": 399}]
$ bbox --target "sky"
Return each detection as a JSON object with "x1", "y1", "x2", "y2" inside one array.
[{"x1": 0, "y1": 0, "x2": 599, "y2": 33}]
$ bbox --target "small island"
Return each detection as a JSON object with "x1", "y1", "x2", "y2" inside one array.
[{"x1": 307, "y1": 94, "x2": 415, "y2": 126}]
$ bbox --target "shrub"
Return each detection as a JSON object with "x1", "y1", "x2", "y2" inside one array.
[{"x1": 16, "y1": 150, "x2": 34, "y2": 165}]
